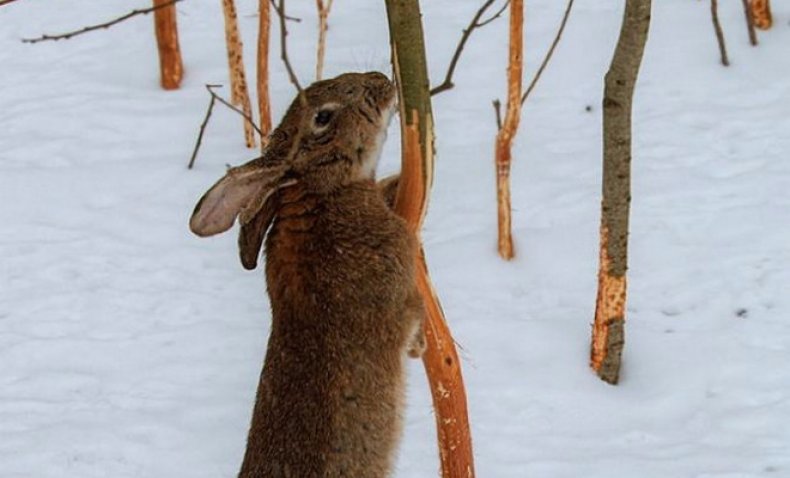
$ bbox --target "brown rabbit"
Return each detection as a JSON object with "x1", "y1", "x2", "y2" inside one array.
[{"x1": 189, "y1": 72, "x2": 425, "y2": 478}]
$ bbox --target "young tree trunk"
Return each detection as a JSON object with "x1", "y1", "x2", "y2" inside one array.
[
  {"x1": 384, "y1": 1, "x2": 475, "y2": 476},
  {"x1": 257, "y1": 0, "x2": 273, "y2": 148},
  {"x1": 494, "y1": 0, "x2": 524, "y2": 260},
  {"x1": 749, "y1": 0, "x2": 773, "y2": 30},
  {"x1": 221, "y1": 0, "x2": 256, "y2": 148},
  {"x1": 315, "y1": 0, "x2": 333, "y2": 80},
  {"x1": 590, "y1": 0, "x2": 651, "y2": 385},
  {"x1": 153, "y1": 0, "x2": 183, "y2": 90},
  {"x1": 710, "y1": 0, "x2": 730, "y2": 67},
  {"x1": 740, "y1": 0, "x2": 758, "y2": 46}
]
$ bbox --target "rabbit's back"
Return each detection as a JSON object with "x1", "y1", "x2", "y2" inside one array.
[{"x1": 239, "y1": 182, "x2": 415, "y2": 477}]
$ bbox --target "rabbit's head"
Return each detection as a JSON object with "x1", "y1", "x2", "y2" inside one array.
[{"x1": 189, "y1": 71, "x2": 397, "y2": 268}]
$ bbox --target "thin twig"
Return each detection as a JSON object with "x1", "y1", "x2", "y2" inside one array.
[
  {"x1": 710, "y1": 0, "x2": 730, "y2": 66},
  {"x1": 521, "y1": 0, "x2": 575, "y2": 104},
  {"x1": 476, "y1": 0, "x2": 510, "y2": 27},
  {"x1": 272, "y1": 0, "x2": 303, "y2": 94},
  {"x1": 269, "y1": 0, "x2": 301, "y2": 22},
  {"x1": 0, "y1": 0, "x2": 21, "y2": 7},
  {"x1": 22, "y1": 0, "x2": 183, "y2": 44},
  {"x1": 207, "y1": 85, "x2": 264, "y2": 137},
  {"x1": 740, "y1": 0, "x2": 758, "y2": 46},
  {"x1": 188, "y1": 89, "x2": 219, "y2": 170},
  {"x1": 189, "y1": 84, "x2": 267, "y2": 169},
  {"x1": 430, "y1": 0, "x2": 508, "y2": 96},
  {"x1": 493, "y1": 99, "x2": 503, "y2": 130}
]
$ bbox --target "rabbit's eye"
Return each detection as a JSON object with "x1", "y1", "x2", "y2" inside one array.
[{"x1": 314, "y1": 109, "x2": 334, "y2": 127}]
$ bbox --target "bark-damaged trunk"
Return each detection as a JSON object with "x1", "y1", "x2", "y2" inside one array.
[
  {"x1": 590, "y1": 0, "x2": 651, "y2": 385},
  {"x1": 384, "y1": 1, "x2": 476, "y2": 476}
]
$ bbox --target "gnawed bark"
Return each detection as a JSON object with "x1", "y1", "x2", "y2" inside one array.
[
  {"x1": 749, "y1": 0, "x2": 772, "y2": 30},
  {"x1": 315, "y1": 0, "x2": 334, "y2": 80},
  {"x1": 153, "y1": 0, "x2": 183, "y2": 89},
  {"x1": 257, "y1": 0, "x2": 273, "y2": 148},
  {"x1": 385, "y1": 1, "x2": 476, "y2": 476},
  {"x1": 494, "y1": 0, "x2": 523, "y2": 261},
  {"x1": 221, "y1": 0, "x2": 256, "y2": 148},
  {"x1": 591, "y1": 0, "x2": 651, "y2": 385}
]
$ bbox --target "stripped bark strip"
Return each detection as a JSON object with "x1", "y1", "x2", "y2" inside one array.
[
  {"x1": 385, "y1": 1, "x2": 475, "y2": 476},
  {"x1": 153, "y1": 0, "x2": 183, "y2": 90},
  {"x1": 740, "y1": 0, "x2": 758, "y2": 46},
  {"x1": 749, "y1": 0, "x2": 772, "y2": 30},
  {"x1": 393, "y1": 112, "x2": 432, "y2": 228},
  {"x1": 257, "y1": 0, "x2": 273, "y2": 148},
  {"x1": 494, "y1": 0, "x2": 523, "y2": 260},
  {"x1": 591, "y1": 0, "x2": 651, "y2": 385},
  {"x1": 221, "y1": 0, "x2": 257, "y2": 148},
  {"x1": 315, "y1": 0, "x2": 334, "y2": 80},
  {"x1": 710, "y1": 0, "x2": 730, "y2": 66}
]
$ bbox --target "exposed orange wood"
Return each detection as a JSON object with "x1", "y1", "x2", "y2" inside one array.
[
  {"x1": 749, "y1": 0, "x2": 773, "y2": 29},
  {"x1": 315, "y1": 0, "x2": 334, "y2": 80},
  {"x1": 494, "y1": 0, "x2": 523, "y2": 260},
  {"x1": 590, "y1": 226, "x2": 627, "y2": 384},
  {"x1": 153, "y1": 0, "x2": 183, "y2": 90},
  {"x1": 394, "y1": 114, "x2": 474, "y2": 478},
  {"x1": 257, "y1": 0, "x2": 272, "y2": 148}
]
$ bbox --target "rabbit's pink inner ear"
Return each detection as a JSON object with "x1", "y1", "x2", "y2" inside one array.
[
  {"x1": 190, "y1": 174, "x2": 258, "y2": 237},
  {"x1": 190, "y1": 161, "x2": 288, "y2": 238}
]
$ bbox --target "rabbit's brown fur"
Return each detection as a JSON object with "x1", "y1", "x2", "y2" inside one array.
[{"x1": 189, "y1": 72, "x2": 424, "y2": 477}]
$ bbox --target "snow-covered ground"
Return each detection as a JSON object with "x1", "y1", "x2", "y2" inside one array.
[{"x1": 2, "y1": 1, "x2": 789, "y2": 476}]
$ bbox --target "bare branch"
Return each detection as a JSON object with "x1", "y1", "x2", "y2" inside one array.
[
  {"x1": 269, "y1": 0, "x2": 301, "y2": 22},
  {"x1": 22, "y1": 0, "x2": 183, "y2": 44},
  {"x1": 272, "y1": 0, "x2": 304, "y2": 94},
  {"x1": 521, "y1": 0, "x2": 575, "y2": 104},
  {"x1": 476, "y1": 0, "x2": 509, "y2": 27},
  {"x1": 188, "y1": 85, "x2": 267, "y2": 169},
  {"x1": 207, "y1": 85, "x2": 264, "y2": 137},
  {"x1": 430, "y1": 0, "x2": 507, "y2": 96},
  {"x1": 188, "y1": 88, "x2": 219, "y2": 170}
]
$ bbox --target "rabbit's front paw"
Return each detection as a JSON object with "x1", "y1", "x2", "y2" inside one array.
[{"x1": 407, "y1": 325, "x2": 426, "y2": 358}]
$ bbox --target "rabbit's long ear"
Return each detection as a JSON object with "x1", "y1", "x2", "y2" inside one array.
[
  {"x1": 237, "y1": 191, "x2": 278, "y2": 270},
  {"x1": 189, "y1": 160, "x2": 289, "y2": 238}
]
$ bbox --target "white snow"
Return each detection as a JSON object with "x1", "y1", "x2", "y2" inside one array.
[{"x1": 2, "y1": 1, "x2": 789, "y2": 477}]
